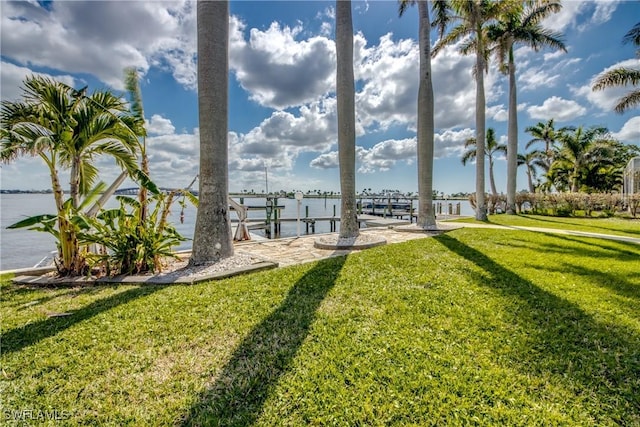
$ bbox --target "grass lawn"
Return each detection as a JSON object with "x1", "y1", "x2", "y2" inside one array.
[
  {"x1": 454, "y1": 213, "x2": 640, "y2": 237},
  {"x1": 1, "y1": 227, "x2": 639, "y2": 425}
]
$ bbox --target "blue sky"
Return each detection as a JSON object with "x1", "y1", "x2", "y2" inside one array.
[{"x1": 1, "y1": 0, "x2": 639, "y2": 195}]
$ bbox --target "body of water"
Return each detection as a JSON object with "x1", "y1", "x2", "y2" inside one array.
[{"x1": 0, "y1": 193, "x2": 473, "y2": 270}]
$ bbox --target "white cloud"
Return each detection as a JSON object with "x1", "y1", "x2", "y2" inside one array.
[
  {"x1": 310, "y1": 129, "x2": 476, "y2": 172},
  {"x1": 527, "y1": 96, "x2": 587, "y2": 122},
  {"x1": 543, "y1": 0, "x2": 619, "y2": 33},
  {"x1": 309, "y1": 151, "x2": 339, "y2": 169},
  {"x1": 519, "y1": 66, "x2": 561, "y2": 92},
  {"x1": 612, "y1": 116, "x2": 640, "y2": 143},
  {"x1": 146, "y1": 114, "x2": 176, "y2": 136},
  {"x1": 435, "y1": 128, "x2": 476, "y2": 158},
  {"x1": 229, "y1": 17, "x2": 336, "y2": 109},
  {"x1": 0, "y1": 61, "x2": 76, "y2": 101},
  {"x1": 0, "y1": 1, "x2": 196, "y2": 90}
]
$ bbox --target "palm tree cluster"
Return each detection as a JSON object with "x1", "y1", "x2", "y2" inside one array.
[
  {"x1": 1, "y1": 76, "x2": 144, "y2": 275},
  {"x1": 519, "y1": 120, "x2": 640, "y2": 194},
  {"x1": 430, "y1": 0, "x2": 566, "y2": 219}
]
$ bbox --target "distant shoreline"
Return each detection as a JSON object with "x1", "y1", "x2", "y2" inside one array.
[{"x1": 1, "y1": 190, "x2": 469, "y2": 201}]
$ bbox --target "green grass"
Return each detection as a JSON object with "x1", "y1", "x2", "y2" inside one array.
[
  {"x1": 1, "y1": 227, "x2": 639, "y2": 425},
  {"x1": 455, "y1": 213, "x2": 640, "y2": 237}
]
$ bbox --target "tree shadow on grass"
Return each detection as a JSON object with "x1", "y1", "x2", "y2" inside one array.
[
  {"x1": 1, "y1": 285, "x2": 166, "y2": 355},
  {"x1": 434, "y1": 234, "x2": 640, "y2": 423},
  {"x1": 516, "y1": 214, "x2": 640, "y2": 236},
  {"x1": 517, "y1": 232, "x2": 640, "y2": 260},
  {"x1": 181, "y1": 255, "x2": 347, "y2": 427}
]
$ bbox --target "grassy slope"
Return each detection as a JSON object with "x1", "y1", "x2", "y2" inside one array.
[
  {"x1": 455, "y1": 213, "x2": 640, "y2": 237},
  {"x1": 1, "y1": 227, "x2": 639, "y2": 426}
]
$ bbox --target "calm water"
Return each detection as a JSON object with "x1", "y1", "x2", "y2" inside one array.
[{"x1": 0, "y1": 193, "x2": 472, "y2": 270}]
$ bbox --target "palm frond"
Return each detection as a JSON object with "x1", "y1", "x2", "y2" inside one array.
[
  {"x1": 622, "y1": 22, "x2": 640, "y2": 47},
  {"x1": 592, "y1": 68, "x2": 640, "y2": 91},
  {"x1": 614, "y1": 89, "x2": 640, "y2": 113}
]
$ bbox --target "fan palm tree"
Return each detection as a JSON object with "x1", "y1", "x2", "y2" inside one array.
[
  {"x1": 1, "y1": 76, "x2": 141, "y2": 275},
  {"x1": 191, "y1": 0, "x2": 234, "y2": 264},
  {"x1": 399, "y1": 0, "x2": 436, "y2": 228},
  {"x1": 462, "y1": 127, "x2": 507, "y2": 198},
  {"x1": 336, "y1": 0, "x2": 359, "y2": 238},
  {"x1": 553, "y1": 126, "x2": 614, "y2": 192},
  {"x1": 433, "y1": 0, "x2": 504, "y2": 220},
  {"x1": 517, "y1": 150, "x2": 545, "y2": 192},
  {"x1": 592, "y1": 22, "x2": 640, "y2": 113},
  {"x1": 488, "y1": 0, "x2": 566, "y2": 214}
]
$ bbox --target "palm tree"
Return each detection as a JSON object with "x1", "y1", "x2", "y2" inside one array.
[
  {"x1": 488, "y1": 1, "x2": 565, "y2": 214},
  {"x1": 525, "y1": 118, "x2": 562, "y2": 171},
  {"x1": 517, "y1": 150, "x2": 545, "y2": 192},
  {"x1": 592, "y1": 22, "x2": 640, "y2": 113},
  {"x1": 399, "y1": 0, "x2": 436, "y2": 229},
  {"x1": 191, "y1": 0, "x2": 234, "y2": 264},
  {"x1": 462, "y1": 127, "x2": 506, "y2": 198},
  {"x1": 552, "y1": 126, "x2": 614, "y2": 192},
  {"x1": 433, "y1": 0, "x2": 503, "y2": 220},
  {"x1": 1, "y1": 76, "x2": 140, "y2": 275},
  {"x1": 336, "y1": 0, "x2": 359, "y2": 239}
]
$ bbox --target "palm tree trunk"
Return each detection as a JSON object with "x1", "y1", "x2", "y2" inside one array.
[
  {"x1": 416, "y1": 0, "x2": 436, "y2": 229},
  {"x1": 336, "y1": 0, "x2": 359, "y2": 238},
  {"x1": 191, "y1": 0, "x2": 234, "y2": 264},
  {"x1": 50, "y1": 165, "x2": 80, "y2": 274},
  {"x1": 506, "y1": 42, "x2": 518, "y2": 215},
  {"x1": 474, "y1": 22, "x2": 488, "y2": 221},
  {"x1": 526, "y1": 166, "x2": 534, "y2": 193},
  {"x1": 70, "y1": 155, "x2": 81, "y2": 209},
  {"x1": 489, "y1": 156, "x2": 498, "y2": 197}
]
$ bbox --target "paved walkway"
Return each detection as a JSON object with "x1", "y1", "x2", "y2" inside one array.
[
  {"x1": 234, "y1": 226, "x2": 447, "y2": 267},
  {"x1": 232, "y1": 220, "x2": 640, "y2": 267}
]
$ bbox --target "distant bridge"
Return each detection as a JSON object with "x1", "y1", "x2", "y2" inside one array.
[{"x1": 113, "y1": 188, "x2": 199, "y2": 196}]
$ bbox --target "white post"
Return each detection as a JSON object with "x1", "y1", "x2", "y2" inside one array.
[
  {"x1": 295, "y1": 191, "x2": 303, "y2": 237},
  {"x1": 444, "y1": 194, "x2": 449, "y2": 221}
]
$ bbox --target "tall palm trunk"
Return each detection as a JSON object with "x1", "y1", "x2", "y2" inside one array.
[
  {"x1": 506, "y1": 39, "x2": 518, "y2": 214},
  {"x1": 474, "y1": 20, "x2": 488, "y2": 221},
  {"x1": 416, "y1": 0, "x2": 436, "y2": 228},
  {"x1": 489, "y1": 156, "x2": 498, "y2": 197},
  {"x1": 191, "y1": 0, "x2": 234, "y2": 263},
  {"x1": 336, "y1": 0, "x2": 359, "y2": 238},
  {"x1": 526, "y1": 168, "x2": 534, "y2": 192}
]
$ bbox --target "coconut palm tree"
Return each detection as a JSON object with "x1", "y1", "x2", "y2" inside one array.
[
  {"x1": 191, "y1": 0, "x2": 234, "y2": 264},
  {"x1": 552, "y1": 126, "x2": 614, "y2": 192},
  {"x1": 336, "y1": 0, "x2": 359, "y2": 239},
  {"x1": 399, "y1": 0, "x2": 436, "y2": 229},
  {"x1": 488, "y1": 1, "x2": 565, "y2": 214},
  {"x1": 462, "y1": 127, "x2": 507, "y2": 198},
  {"x1": 517, "y1": 150, "x2": 545, "y2": 192},
  {"x1": 592, "y1": 22, "x2": 640, "y2": 113},
  {"x1": 433, "y1": 0, "x2": 504, "y2": 220},
  {"x1": 1, "y1": 76, "x2": 141, "y2": 275},
  {"x1": 525, "y1": 118, "x2": 562, "y2": 171}
]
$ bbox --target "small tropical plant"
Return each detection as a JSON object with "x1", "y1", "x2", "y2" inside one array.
[
  {"x1": 81, "y1": 190, "x2": 197, "y2": 276},
  {"x1": 7, "y1": 184, "x2": 106, "y2": 275}
]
